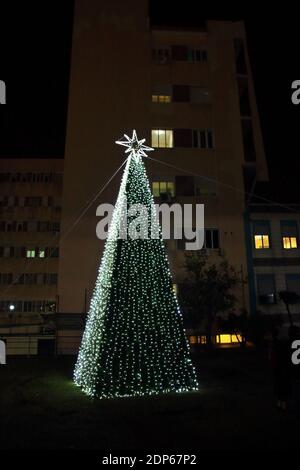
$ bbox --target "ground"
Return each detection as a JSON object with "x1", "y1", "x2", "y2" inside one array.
[{"x1": 0, "y1": 347, "x2": 299, "y2": 450}]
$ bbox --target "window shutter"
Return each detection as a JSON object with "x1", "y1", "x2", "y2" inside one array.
[{"x1": 173, "y1": 129, "x2": 192, "y2": 148}]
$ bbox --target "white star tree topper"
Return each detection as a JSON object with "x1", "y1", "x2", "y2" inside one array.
[{"x1": 115, "y1": 130, "x2": 154, "y2": 160}]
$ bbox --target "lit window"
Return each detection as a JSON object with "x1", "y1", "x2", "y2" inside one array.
[
  {"x1": 253, "y1": 221, "x2": 270, "y2": 250},
  {"x1": 283, "y1": 237, "x2": 298, "y2": 249},
  {"x1": 38, "y1": 249, "x2": 45, "y2": 258},
  {"x1": 173, "y1": 284, "x2": 178, "y2": 296},
  {"x1": 254, "y1": 235, "x2": 270, "y2": 249},
  {"x1": 152, "y1": 95, "x2": 171, "y2": 103},
  {"x1": 151, "y1": 130, "x2": 173, "y2": 148},
  {"x1": 152, "y1": 181, "x2": 175, "y2": 198},
  {"x1": 215, "y1": 334, "x2": 242, "y2": 344},
  {"x1": 26, "y1": 249, "x2": 35, "y2": 258},
  {"x1": 281, "y1": 221, "x2": 298, "y2": 250},
  {"x1": 189, "y1": 335, "x2": 207, "y2": 345}
]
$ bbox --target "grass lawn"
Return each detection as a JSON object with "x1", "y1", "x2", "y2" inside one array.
[{"x1": 0, "y1": 348, "x2": 299, "y2": 450}]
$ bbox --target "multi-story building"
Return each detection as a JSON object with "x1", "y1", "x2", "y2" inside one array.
[
  {"x1": 246, "y1": 186, "x2": 300, "y2": 329},
  {"x1": 4, "y1": 1, "x2": 290, "y2": 355},
  {"x1": 56, "y1": 0, "x2": 268, "y2": 353},
  {"x1": 0, "y1": 159, "x2": 63, "y2": 354}
]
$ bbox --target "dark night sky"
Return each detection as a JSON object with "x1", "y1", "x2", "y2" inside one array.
[{"x1": 0, "y1": 1, "x2": 299, "y2": 197}]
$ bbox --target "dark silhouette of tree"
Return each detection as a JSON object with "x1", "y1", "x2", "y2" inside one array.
[{"x1": 180, "y1": 252, "x2": 240, "y2": 346}]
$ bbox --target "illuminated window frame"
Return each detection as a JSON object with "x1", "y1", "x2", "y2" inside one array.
[
  {"x1": 254, "y1": 234, "x2": 270, "y2": 250},
  {"x1": 151, "y1": 129, "x2": 174, "y2": 148},
  {"x1": 281, "y1": 221, "x2": 298, "y2": 250},
  {"x1": 152, "y1": 181, "x2": 175, "y2": 198},
  {"x1": 215, "y1": 334, "x2": 242, "y2": 344},
  {"x1": 26, "y1": 249, "x2": 36, "y2": 258},
  {"x1": 282, "y1": 236, "x2": 298, "y2": 250},
  {"x1": 189, "y1": 335, "x2": 207, "y2": 345},
  {"x1": 152, "y1": 94, "x2": 171, "y2": 104},
  {"x1": 253, "y1": 221, "x2": 271, "y2": 250}
]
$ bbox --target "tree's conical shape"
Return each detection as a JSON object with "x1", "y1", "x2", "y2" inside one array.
[{"x1": 74, "y1": 152, "x2": 198, "y2": 398}]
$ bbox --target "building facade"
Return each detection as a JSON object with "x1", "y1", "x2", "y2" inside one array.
[
  {"x1": 246, "y1": 200, "x2": 300, "y2": 328},
  {"x1": 56, "y1": 0, "x2": 268, "y2": 353},
  {"x1": 0, "y1": 159, "x2": 63, "y2": 354},
  {"x1": 1, "y1": 0, "x2": 278, "y2": 354}
]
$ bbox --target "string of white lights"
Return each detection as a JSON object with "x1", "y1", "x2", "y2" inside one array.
[{"x1": 74, "y1": 131, "x2": 199, "y2": 398}]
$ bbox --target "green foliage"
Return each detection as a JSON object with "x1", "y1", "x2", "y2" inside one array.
[{"x1": 181, "y1": 252, "x2": 240, "y2": 344}]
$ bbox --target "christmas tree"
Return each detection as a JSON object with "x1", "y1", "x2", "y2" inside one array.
[{"x1": 74, "y1": 130, "x2": 198, "y2": 398}]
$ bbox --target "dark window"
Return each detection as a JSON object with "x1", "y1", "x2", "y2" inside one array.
[
  {"x1": 0, "y1": 273, "x2": 13, "y2": 285},
  {"x1": 243, "y1": 165, "x2": 257, "y2": 194},
  {"x1": 51, "y1": 222, "x2": 60, "y2": 233},
  {"x1": 202, "y1": 50, "x2": 208, "y2": 62},
  {"x1": 48, "y1": 273, "x2": 58, "y2": 285},
  {"x1": 175, "y1": 176, "x2": 194, "y2": 196},
  {"x1": 192, "y1": 129, "x2": 214, "y2": 149},
  {"x1": 207, "y1": 130, "x2": 213, "y2": 149},
  {"x1": 195, "y1": 50, "x2": 202, "y2": 62},
  {"x1": 286, "y1": 274, "x2": 300, "y2": 297},
  {"x1": 205, "y1": 229, "x2": 219, "y2": 249},
  {"x1": 171, "y1": 45, "x2": 188, "y2": 61},
  {"x1": 257, "y1": 274, "x2": 276, "y2": 304},
  {"x1": 234, "y1": 39, "x2": 247, "y2": 75},
  {"x1": 199, "y1": 131, "x2": 206, "y2": 148},
  {"x1": 241, "y1": 119, "x2": 256, "y2": 162},
  {"x1": 152, "y1": 48, "x2": 170, "y2": 63},
  {"x1": 238, "y1": 76, "x2": 251, "y2": 117},
  {"x1": 173, "y1": 129, "x2": 192, "y2": 148},
  {"x1": 38, "y1": 222, "x2": 49, "y2": 232},
  {"x1": 172, "y1": 85, "x2": 190, "y2": 102},
  {"x1": 188, "y1": 49, "x2": 208, "y2": 63},
  {"x1": 49, "y1": 247, "x2": 59, "y2": 258},
  {"x1": 23, "y1": 301, "x2": 33, "y2": 312},
  {"x1": 190, "y1": 87, "x2": 210, "y2": 104}
]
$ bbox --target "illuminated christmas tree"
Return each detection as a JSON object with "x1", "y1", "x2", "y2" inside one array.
[{"x1": 74, "y1": 130, "x2": 198, "y2": 398}]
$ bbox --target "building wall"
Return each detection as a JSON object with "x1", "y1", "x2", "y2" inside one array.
[
  {"x1": 56, "y1": 1, "x2": 268, "y2": 353},
  {"x1": 250, "y1": 210, "x2": 300, "y2": 323},
  {"x1": 0, "y1": 158, "x2": 63, "y2": 337}
]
